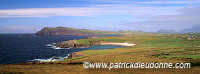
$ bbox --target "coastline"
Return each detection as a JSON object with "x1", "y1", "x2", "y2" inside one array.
[
  {"x1": 27, "y1": 36, "x2": 135, "y2": 64},
  {"x1": 46, "y1": 41, "x2": 136, "y2": 61},
  {"x1": 34, "y1": 38, "x2": 137, "y2": 63},
  {"x1": 101, "y1": 42, "x2": 136, "y2": 46},
  {"x1": 0, "y1": 35, "x2": 126, "y2": 65},
  {"x1": 1, "y1": 34, "x2": 200, "y2": 73},
  {"x1": 54, "y1": 39, "x2": 136, "y2": 49},
  {"x1": 49, "y1": 40, "x2": 136, "y2": 61}
]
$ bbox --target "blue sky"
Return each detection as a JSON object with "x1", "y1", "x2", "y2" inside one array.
[{"x1": 0, "y1": 0, "x2": 200, "y2": 33}]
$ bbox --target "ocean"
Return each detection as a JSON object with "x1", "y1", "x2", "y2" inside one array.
[{"x1": 0, "y1": 34, "x2": 124, "y2": 65}]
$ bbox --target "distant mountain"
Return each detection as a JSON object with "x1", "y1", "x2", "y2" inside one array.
[
  {"x1": 180, "y1": 25, "x2": 200, "y2": 33},
  {"x1": 156, "y1": 29, "x2": 178, "y2": 33}
]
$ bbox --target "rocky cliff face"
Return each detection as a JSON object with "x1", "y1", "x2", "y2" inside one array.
[
  {"x1": 36, "y1": 27, "x2": 96, "y2": 36},
  {"x1": 55, "y1": 40, "x2": 111, "y2": 48},
  {"x1": 55, "y1": 40, "x2": 91, "y2": 48},
  {"x1": 56, "y1": 41, "x2": 79, "y2": 48},
  {"x1": 66, "y1": 52, "x2": 85, "y2": 59},
  {"x1": 89, "y1": 41, "x2": 105, "y2": 46}
]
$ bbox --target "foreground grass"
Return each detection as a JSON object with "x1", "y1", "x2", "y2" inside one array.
[
  {"x1": 1, "y1": 34, "x2": 200, "y2": 74},
  {"x1": 163, "y1": 54, "x2": 200, "y2": 59}
]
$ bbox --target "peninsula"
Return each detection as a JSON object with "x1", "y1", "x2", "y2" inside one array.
[
  {"x1": 36, "y1": 27, "x2": 118, "y2": 36},
  {"x1": 36, "y1": 27, "x2": 146, "y2": 36},
  {"x1": 54, "y1": 40, "x2": 136, "y2": 48},
  {"x1": 1, "y1": 32, "x2": 200, "y2": 74}
]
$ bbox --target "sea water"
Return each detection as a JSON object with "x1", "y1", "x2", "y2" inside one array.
[{"x1": 0, "y1": 34, "x2": 124, "y2": 64}]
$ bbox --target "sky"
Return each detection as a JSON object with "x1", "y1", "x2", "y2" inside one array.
[{"x1": 0, "y1": 0, "x2": 200, "y2": 33}]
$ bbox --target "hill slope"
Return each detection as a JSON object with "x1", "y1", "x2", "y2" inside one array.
[
  {"x1": 156, "y1": 29, "x2": 178, "y2": 33},
  {"x1": 36, "y1": 27, "x2": 149, "y2": 36},
  {"x1": 35, "y1": 27, "x2": 97, "y2": 36},
  {"x1": 180, "y1": 25, "x2": 200, "y2": 33},
  {"x1": 35, "y1": 27, "x2": 119, "y2": 36}
]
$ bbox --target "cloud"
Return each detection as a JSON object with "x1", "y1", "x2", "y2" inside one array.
[
  {"x1": 121, "y1": 5, "x2": 200, "y2": 32},
  {"x1": 84, "y1": 0, "x2": 200, "y2": 4},
  {"x1": 1, "y1": 0, "x2": 199, "y2": 18},
  {"x1": 2, "y1": 25, "x2": 37, "y2": 30},
  {"x1": 134, "y1": 0, "x2": 200, "y2": 4},
  {"x1": 0, "y1": 4, "x2": 183, "y2": 18},
  {"x1": 0, "y1": 25, "x2": 41, "y2": 33}
]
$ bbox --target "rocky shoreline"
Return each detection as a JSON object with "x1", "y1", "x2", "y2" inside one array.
[
  {"x1": 14, "y1": 37, "x2": 136, "y2": 64},
  {"x1": 53, "y1": 38, "x2": 135, "y2": 49},
  {"x1": 51, "y1": 40, "x2": 109, "y2": 48},
  {"x1": 47, "y1": 36, "x2": 136, "y2": 60},
  {"x1": 45, "y1": 40, "x2": 136, "y2": 61}
]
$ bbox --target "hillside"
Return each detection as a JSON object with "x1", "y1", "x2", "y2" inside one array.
[
  {"x1": 1, "y1": 34, "x2": 200, "y2": 73},
  {"x1": 36, "y1": 27, "x2": 147, "y2": 36},
  {"x1": 180, "y1": 25, "x2": 200, "y2": 33},
  {"x1": 35, "y1": 27, "x2": 116, "y2": 36},
  {"x1": 156, "y1": 29, "x2": 178, "y2": 33}
]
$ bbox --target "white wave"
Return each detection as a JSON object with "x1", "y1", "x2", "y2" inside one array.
[
  {"x1": 29, "y1": 57, "x2": 65, "y2": 62},
  {"x1": 46, "y1": 43, "x2": 68, "y2": 49},
  {"x1": 28, "y1": 53, "x2": 71, "y2": 62},
  {"x1": 64, "y1": 54, "x2": 70, "y2": 59},
  {"x1": 46, "y1": 44, "x2": 55, "y2": 47},
  {"x1": 28, "y1": 59, "x2": 51, "y2": 62},
  {"x1": 53, "y1": 46, "x2": 63, "y2": 49},
  {"x1": 79, "y1": 47, "x2": 88, "y2": 48}
]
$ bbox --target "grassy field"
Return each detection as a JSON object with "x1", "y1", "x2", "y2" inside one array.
[{"x1": 0, "y1": 33, "x2": 200, "y2": 74}]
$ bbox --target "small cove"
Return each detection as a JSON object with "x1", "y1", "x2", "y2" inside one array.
[{"x1": 0, "y1": 34, "x2": 124, "y2": 64}]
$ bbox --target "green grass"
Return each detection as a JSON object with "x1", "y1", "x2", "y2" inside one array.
[
  {"x1": 76, "y1": 36, "x2": 134, "y2": 44},
  {"x1": 44, "y1": 27, "x2": 120, "y2": 35},
  {"x1": 163, "y1": 54, "x2": 200, "y2": 59},
  {"x1": 43, "y1": 27, "x2": 150, "y2": 35},
  {"x1": 65, "y1": 55, "x2": 91, "y2": 61},
  {"x1": 76, "y1": 39, "x2": 91, "y2": 44},
  {"x1": 81, "y1": 50, "x2": 112, "y2": 55},
  {"x1": 75, "y1": 33, "x2": 200, "y2": 62},
  {"x1": 80, "y1": 47, "x2": 125, "y2": 55},
  {"x1": 1, "y1": 33, "x2": 200, "y2": 73}
]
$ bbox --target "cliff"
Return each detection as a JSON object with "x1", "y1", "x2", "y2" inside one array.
[
  {"x1": 54, "y1": 40, "x2": 103, "y2": 48},
  {"x1": 55, "y1": 40, "x2": 91, "y2": 48},
  {"x1": 35, "y1": 27, "x2": 96, "y2": 36},
  {"x1": 54, "y1": 40, "x2": 135, "y2": 49}
]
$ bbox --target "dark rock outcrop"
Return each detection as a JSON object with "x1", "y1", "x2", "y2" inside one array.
[
  {"x1": 55, "y1": 40, "x2": 108, "y2": 48},
  {"x1": 89, "y1": 41, "x2": 104, "y2": 46},
  {"x1": 66, "y1": 52, "x2": 85, "y2": 59},
  {"x1": 36, "y1": 27, "x2": 96, "y2": 36},
  {"x1": 55, "y1": 40, "x2": 91, "y2": 48},
  {"x1": 76, "y1": 44, "x2": 91, "y2": 48},
  {"x1": 56, "y1": 41, "x2": 79, "y2": 48}
]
